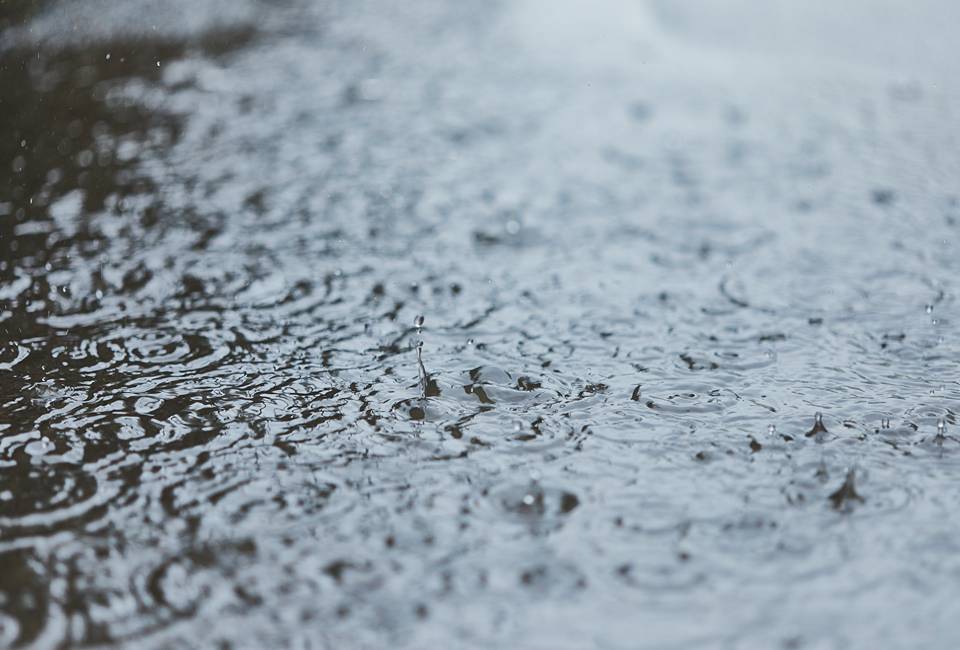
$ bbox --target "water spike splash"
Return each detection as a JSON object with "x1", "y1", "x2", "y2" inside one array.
[
  {"x1": 934, "y1": 418, "x2": 947, "y2": 446},
  {"x1": 417, "y1": 341, "x2": 428, "y2": 400},
  {"x1": 829, "y1": 468, "x2": 865, "y2": 511},
  {"x1": 805, "y1": 412, "x2": 829, "y2": 440}
]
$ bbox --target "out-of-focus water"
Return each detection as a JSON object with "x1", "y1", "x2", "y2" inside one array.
[{"x1": 1, "y1": 1, "x2": 959, "y2": 648}]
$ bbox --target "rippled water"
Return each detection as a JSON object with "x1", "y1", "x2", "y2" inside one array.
[{"x1": 2, "y1": 1, "x2": 959, "y2": 648}]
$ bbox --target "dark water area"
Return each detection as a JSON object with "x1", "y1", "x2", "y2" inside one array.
[{"x1": 1, "y1": 1, "x2": 959, "y2": 648}]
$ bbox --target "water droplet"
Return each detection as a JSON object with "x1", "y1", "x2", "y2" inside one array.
[{"x1": 105, "y1": 53, "x2": 111, "y2": 60}]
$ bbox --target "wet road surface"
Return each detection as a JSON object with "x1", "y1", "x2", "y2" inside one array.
[{"x1": 2, "y1": 1, "x2": 960, "y2": 648}]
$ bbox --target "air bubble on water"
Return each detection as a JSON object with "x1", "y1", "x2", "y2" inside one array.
[{"x1": 25, "y1": 438, "x2": 54, "y2": 457}]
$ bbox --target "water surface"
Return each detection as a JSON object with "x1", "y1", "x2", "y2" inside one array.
[{"x1": 1, "y1": 1, "x2": 959, "y2": 648}]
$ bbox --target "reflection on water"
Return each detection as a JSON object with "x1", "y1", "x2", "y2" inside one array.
[{"x1": 1, "y1": 0, "x2": 959, "y2": 648}]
